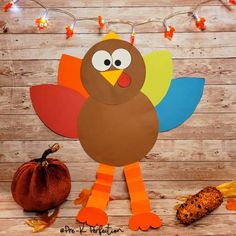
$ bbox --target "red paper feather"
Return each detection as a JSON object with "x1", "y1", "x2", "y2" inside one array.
[{"x1": 30, "y1": 84, "x2": 86, "y2": 138}]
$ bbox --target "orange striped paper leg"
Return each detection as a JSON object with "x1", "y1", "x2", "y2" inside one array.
[
  {"x1": 77, "y1": 163, "x2": 115, "y2": 227},
  {"x1": 124, "y1": 162, "x2": 161, "y2": 231}
]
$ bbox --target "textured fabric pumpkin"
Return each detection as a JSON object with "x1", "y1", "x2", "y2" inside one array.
[{"x1": 11, "y1": 144, "x2": 71, "y2": 211}]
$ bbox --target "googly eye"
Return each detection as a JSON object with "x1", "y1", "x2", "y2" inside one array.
[
  {"x1": 112, "y1": 48, "x2": 131, "y2": 69},
  {"x1": 92, "y1": 50, "x2": 112, "y2": 71}
]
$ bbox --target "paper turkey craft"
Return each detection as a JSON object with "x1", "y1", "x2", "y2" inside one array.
[{"x1": 30, "y1": 32, "x2": 205, "y2": 231}]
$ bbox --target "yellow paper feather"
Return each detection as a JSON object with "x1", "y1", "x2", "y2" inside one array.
[{"x1": 141, "y1": 50, "x2": 173, "y2": 106}]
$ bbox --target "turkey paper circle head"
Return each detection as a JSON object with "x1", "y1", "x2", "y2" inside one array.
[{"x1": 81, "y1": 36, "x2": 145, "y2": 105}]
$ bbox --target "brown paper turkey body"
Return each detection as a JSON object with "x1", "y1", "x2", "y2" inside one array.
[
  {"x1": 30, "y1": 32, "x2": 205, "y2": 231},
  {"x1": 78, "y1": 38, "x2": 158, "y2": 167}
]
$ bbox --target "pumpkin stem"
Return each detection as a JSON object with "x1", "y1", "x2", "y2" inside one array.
[{"x1": 40, "y1": 143, "x2": 60, "y2": 163}]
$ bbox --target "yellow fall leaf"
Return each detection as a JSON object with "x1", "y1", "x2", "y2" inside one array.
[
  {"x1": 25, "y1": 207, "x2": 59, "y2": 233},
  {"x1": 25, "y1": 220, "x2": 47, "y2": 233}
]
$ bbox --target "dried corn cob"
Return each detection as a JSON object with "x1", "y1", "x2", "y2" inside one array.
[{"x1": 176, "y1": 186, "x2": 223, "y2": 224}]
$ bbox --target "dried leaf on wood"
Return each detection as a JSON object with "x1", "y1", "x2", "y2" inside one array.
[{"x1": 25, "y1": 207, "x2": 59, "y2": 233}]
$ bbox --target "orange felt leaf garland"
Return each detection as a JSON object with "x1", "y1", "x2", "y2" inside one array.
[
  {"x1": 164, "y1": 25, "x2": 175, "y2": 40},
  {"x1": 130, "y1": 31, "x2": 135, "y2": 45},
  {"x1": 195, "y1": 17, "x2": 206, "y2": 31},
  {"x1": 3, "y1": 1, "x2": 14, "y2": 12},
  {"x1": 98, "y1": 16, "x2": 105, "y2": 29},
  {"x1": 35, "y1": 17, "x2": 48, "y2": 30},
  {"x1": 229, "y1": 0, "x2": 236, "y2": 5},
  {"x1": 66, "y1": 25, "x2": 74, "y2": 39}
]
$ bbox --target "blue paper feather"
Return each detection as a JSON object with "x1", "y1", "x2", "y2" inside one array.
[{"x1": 155, "y1": 77, "x2": 205, "y2": 132}]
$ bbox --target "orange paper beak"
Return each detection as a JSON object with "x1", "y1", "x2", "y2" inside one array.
[{"x1": 100, "y1": 70, "x2": 123, "y2": 86}]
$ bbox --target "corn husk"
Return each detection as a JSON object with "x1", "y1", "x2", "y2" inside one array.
[{"x1": 217, "y1": 180, "x2": 236, "y2": 197}]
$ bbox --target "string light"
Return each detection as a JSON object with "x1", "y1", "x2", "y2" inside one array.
[
  {"x1": 130, "y1": 30, "x2": 136, "y2": 45},
  {"x1": 98, "y1": 16, "x2": 105, "y2": 30},
  {"x1": 66, "y1": 22, "x2": 75, "y2": 39},
  {"x1": 193, "y1": 13, "x2": 206, "y2": 31},
  {"x1": 229, "y1": 0, "x2": 236, "y2": 5},
  {"x1": 2, "y1": 0, "x2": 234, "y2": 41},
  {"x1": 163, "y1": 23, "x2": 175, "y2": 40},
  {"x1": 35, "y1": 12, "x2": 49, "y2": 30},
  {"x1": 3, "y1": 0, "x2": 15, "y2": 12}
]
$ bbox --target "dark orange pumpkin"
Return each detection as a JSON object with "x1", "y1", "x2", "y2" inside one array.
[{"x1": 11, "y1": 144, "x2": 71, "y2": 211}]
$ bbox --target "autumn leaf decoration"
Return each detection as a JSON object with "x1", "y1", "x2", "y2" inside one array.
[
  {"x1": 226, "y1": 198, "x2": 236, "y2": 211},
  {"x1": 66, "y1": 25, "x2": 74, "y2": 39},
  {"x1": 25, "y1": 207, "x2": 59, "y2": 233},
  {"x1": 195, "y1": 17, "x2": 206, "y2": 30},
  {"x1": 74, "y1": 188, "x2": 114, "y2": 207},
  {"x1": 164, "y1": 25, "x2": 175, "y2": 40},
  {"x1": 74, "y1": 188, "x2": 92, "y2": 207}
]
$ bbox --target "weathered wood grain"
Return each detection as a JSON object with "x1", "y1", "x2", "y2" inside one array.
[
  {"x1": 1, "y1": 6, "x2": 236, "y2": 33},
  {"x1": 0, "y1": 198, "x2": 232, "y2": 218},
  {"x1": 0, "y1": 0, "x2": 236, "y2": 235},
  {"x1": 0, "y1": 114, "x2": 235, "y2": 140},
  {"x1": 0, "y1": 85, "x2": 235, "y2": 114},
  {"x1": 1, "y1": 162, "x2": 236, "y2": 182},
  {"x1": 1, "y1": 215, "x2": 236, "y2": 236},
  {"x1": 1, "y1": 33, "x2": 236, "y2": 60},
  {"x1": 0, "y1": 180, "x2": 230, "y2": 201},
  {"x1": 173, "y1": 58, "x2": 236, "y2": 85},
  {"x1": 1, "y1": 59, "x2": 236, "y2": 87},
  {"x1": 0, "y1": 0, "x2": 231, "y2": 7},
  {"x1": 1, "y1": 140, "x2": 235, "y2": 163}
]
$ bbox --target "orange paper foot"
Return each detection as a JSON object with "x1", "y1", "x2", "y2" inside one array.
[
  {"x1": 77, "y1": 207, "x2": 108, "y2": 227},
  {"x1": 128, "y1": 212, "x2": 162, "y2": 231}
]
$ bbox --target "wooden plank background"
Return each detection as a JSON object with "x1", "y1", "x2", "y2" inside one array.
[{"x1": 0, "y1": 0, "x2": 236, "y2": 235}]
